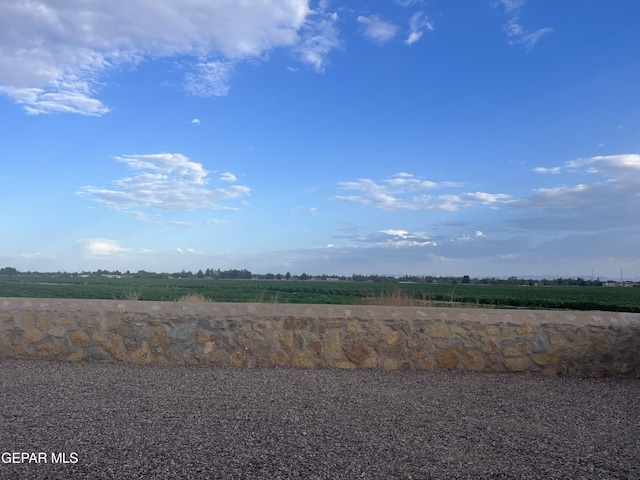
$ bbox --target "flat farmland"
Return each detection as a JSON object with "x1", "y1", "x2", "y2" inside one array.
[{"x1": 1, "y1": 276, "x2": 639, "y2": 312}]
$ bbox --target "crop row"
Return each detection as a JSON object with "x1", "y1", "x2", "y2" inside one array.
[{"x1": 0, "y1": 277, "x2": 639, "y2": 312}]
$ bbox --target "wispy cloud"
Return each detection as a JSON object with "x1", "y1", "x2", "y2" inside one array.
[
  {"x1": 77, "y1": 153, "x2": 250, "y2": 219},
  {"x1": 492, "y1": 0, "x2": 551, "y2": 49},
  {"x1": 357, "y1": 15, "x2": 398, "y2": 45},
  {"x1": 0, "y1": 1, "x2": 334, "y2": 114},
  {"x1": 405, "y1": 12, "x2": 434, "y2": 45},
  {"x1": 332, "y1": 172, "x2": 508, "y2": 211},
  {"x1": 294, "y1": 6, "x2": 340, "y2": 72},
  {"x1": 513, "y1": 154, "x2": 640, "y2": 231}
]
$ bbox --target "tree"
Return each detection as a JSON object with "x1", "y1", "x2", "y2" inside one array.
[{"x1": 462, "y1": 275, "x2": 471, "y2": 284}]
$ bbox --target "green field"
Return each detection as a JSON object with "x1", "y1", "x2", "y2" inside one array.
[{"x1": 1, "y1": 276, "x2": 639, "y2": 312}]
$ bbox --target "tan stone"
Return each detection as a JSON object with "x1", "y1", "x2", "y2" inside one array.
[
  {"x1": 549, "y1": 334, "x2": 566, "y2": 348},
  {"x1": 347, "y1": 321, "x2": 363, "y2": 334},
  {"x1": 70, "y1": 330, "x2": 90, "y2": 344},
  {"x1": 55, "y1": 315, "x2": 72, "y2": 326},
  {"x1": 386, "y1": 331, "x2": 400, "y2": 345},
  {"x1": 12, "y1": 339, "x2": 26, "y2": 355},
  {"x1": 346, "y1": 341, "x2": 372, "y2": 364},
  {"x1": 270, "y1": 350, "x2": 290, "y2": 367},
  {"x1": 410, "y1": 349, "x2": 428, "y2": 360},
  {"x1": 78, "y1": 316, "x2": 101, "y2": 328},
  {"x1": 24, "y1": 328, "x2": 45, "y2": 343},
  {"x1": 428, "y1": 323, "x2": 447, "y2": 338},
  {"x1": 37, "y1": 342, "x2": 58, "y2": 356},
  {"x1": 362, "y1": 357, "x2": 379, "y2": 368},
  {"x1": 131, "y1": 341, "x2": 151, "y2": 364},
  {"x1": 230, "y1": 351, "x2": 244, "y2": 367},
  {"x1": 486, "y1": 326, "x2": 499, "y2": 336},
  {"x1": 473, "y1": 323, "x2": 487, "y2": 331},
  {"x1": 283, "y1": 316, "x2": 307, "y2": 330},
  {"x1": 291, "y1": 351, "x2": 315, "y2": 368},
  {"x1": 567, "y1": 344, "x2": 590, "y2": 359},
  {"x1": 66, "y1": 351, "x2": 84, "y2": 362},
  {"x1": 532, "y1": 353, "x2": 559, "y2": 366},
  {"x1": 325, "y1": 331, "x2": 343, "y2": 359},
  {"x1": 47, "y1": 326, "x2": 67, "y2": 338},
  {"x1": 542, "y1": 367, "x2": 557, "y2": 376},
  {"x1": 278, "y1": 331, "x2": 292, "y2": 343},
  {"x1": 419, "y1": 357, "x2": 435, "y2": 370},
  {"x1": 437, "y1": 347, "x2": 460, "y2": 370},
  {"x1": 21, "y1": 311, "x2": 35, "y2": 327},
  {"x1": 36, "y1": 312, "x2": 54, "y2": 329},
  {"x1": 383, "y1": 358, "x2": 398, "y2": 371},
  {"x1": 367, "y1": 321, "x2": 382, "y2": 336},
  {"x1": 614, "y1": 362, "x2": 632, "y2": 374},
  {"x1": 335, "y1": 361, "x2": 357, "y2": 369},
  {"x1": 483, "y1": 339, "x2": 499, "y2": 355},
  {"x1": 450, "y1": 325, "x2": 466, "y2": 335},
  {"x1": 196, "y1": 332, "x2": 210, "y2": 344},
  {"x1": 106, "y1": 316, "x2": 120, "y2": 329},
  {"x1": 515, "y1": 324, "x2": 536, "y2": 334},
  {"x1": 503, "y1": 357, "x2": 530, "y2": 372},
  {"x1": 592, "y1": 335, "x2": 613, "y2": 353},
  {"x1": 3, "y1": 313, "x2": 15, "y2": 324},
  {"x1": 462, "y1": 350, "x2": 485, "y2": 371},
  {"x1": 106, "y1": 333, "x2": 126, "y2": 361},
  {"x1": 203, "y1": 342, "x2": 216, "y2": 354},
  {"x1": 567, "y1": 328, "x2": 586, "y2": 343},
  {"x1": 308, "y1": 341, "x2": 322, "y2": 353},
  {"x1": 149, "y1": 327, "x2": 167, "y2": 347},
  {"x1": 503, "y1": 343, "x2": 527, "y2": 357},
  {"x1": 92, "y1": 331, "x2": 106, "y2": 343}
]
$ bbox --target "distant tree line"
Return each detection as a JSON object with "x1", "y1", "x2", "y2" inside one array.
[{"x1": 0, "y1": 266, "x2": 622, "y2": 286}]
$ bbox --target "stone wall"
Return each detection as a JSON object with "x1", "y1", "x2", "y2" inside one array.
[{"x1": 1, "y1": 298, "x2": 638, "y2": 377}]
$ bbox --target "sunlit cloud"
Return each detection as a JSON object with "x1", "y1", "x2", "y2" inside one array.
[
  {"x1": 0, "y1": 0, "x2": 344, "y2": 114},
  {"x1": 332, "y1": 172, "x2": 508, "y2": 211},
  {"x1": 77, "y1": 153, "x2": 250, "y2": 218}
]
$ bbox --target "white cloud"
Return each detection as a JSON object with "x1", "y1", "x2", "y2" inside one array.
[
  {"x1": 77, "y1": 153, "x2": 250, "y2": 217},
  {"x1": 191, "y1": 118, "x2": 201, "y2": 124},
  {"x1": 492, "y1": 1, "x2": 551, "y2": 50},
  {"x1": 79, "y1": 238, "x2": 131, "y2": 256},
  {"x1": 503, "y1": 18, "x2": 552, "y2": 49},
  {"x1": 533, "y1": 166, "x2": 562, "y2": 174},
  {"x1": 332, "y1": 172, "x2": 508, "y2": 211},
  {"x1": 182, "y1": 61, "x2": 235, "y2": 97},
  {"x1": 219, "y1": 172, "x2": 237, "y2": 182},
  {"x1": 0, "y1": 0, "x2": 344, "y2": 114},
  {"x1": 405, "y1": 12, "x2": 433, "y2": 46},
  {"x1": 357, "y1": 15, "x2": 398, "y2": 45},
  {"x1": 294, "y1": 7, "x2": 340, "y2": 72},
  {"x1": 177, "y1": 247, "x2": 204, "y2": 255}
]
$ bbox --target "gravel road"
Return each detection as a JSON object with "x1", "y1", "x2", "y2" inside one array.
[{"x1": 0, "y1": 359, "x2": 638, "y2": 479}]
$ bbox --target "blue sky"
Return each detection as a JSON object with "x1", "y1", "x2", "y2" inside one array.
[{"x1": 1, "y1": 0, "x2": 639, "y2": 279}]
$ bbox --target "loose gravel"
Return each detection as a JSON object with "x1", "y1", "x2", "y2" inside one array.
[{"x1": 0, "y1": 359, "x2": 638, "y2": 479}]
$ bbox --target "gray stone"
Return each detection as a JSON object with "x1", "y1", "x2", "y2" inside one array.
[{"x1": 531, "y1": 336, "x2": 546, "y2": 353}]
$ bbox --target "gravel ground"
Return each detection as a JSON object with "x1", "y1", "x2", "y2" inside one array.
[{"x1": 0, "y1": 359, "x2": 638, "y2": 480}]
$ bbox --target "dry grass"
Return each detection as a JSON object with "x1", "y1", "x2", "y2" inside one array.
[
  {"x1": 122, "y1": 289, "x2": 142, "y2": 301},
  {"x1": 360, "y1": 289, "x2": 426, "y2": 307},
  {"x1": 359, "y1": 289, "x2": 492, "y2": 308},
  {"x1": 176, "y1": 293, "x2": 211, "y2": 303}
]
